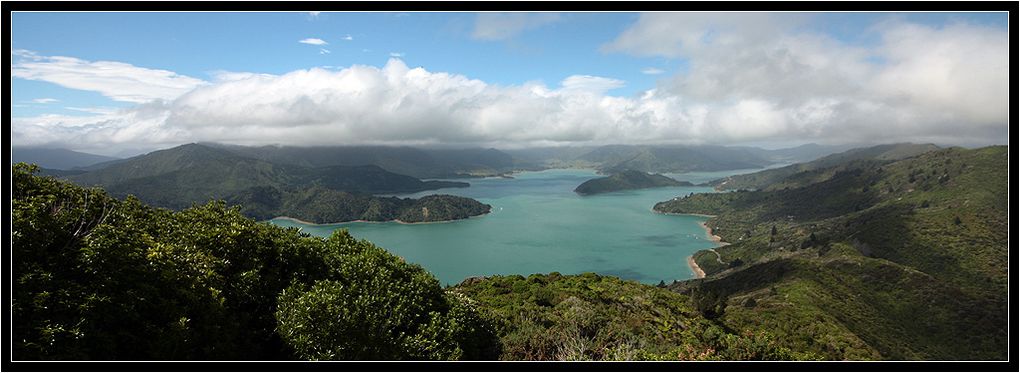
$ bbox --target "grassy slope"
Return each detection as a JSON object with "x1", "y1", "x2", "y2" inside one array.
[{"x1": 656, "y1": 146, "x2": 1008, "y2": 360}]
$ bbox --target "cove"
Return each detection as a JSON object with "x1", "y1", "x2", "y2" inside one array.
[{"x1": 270, "y1": 168, "x2": 756, "y2": 286}]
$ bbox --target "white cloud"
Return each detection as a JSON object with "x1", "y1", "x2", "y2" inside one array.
[
  {"x1": 209, "y1": 70, "x2": 278, "y2": 82},
  {"x1": 30, "y1": 98, "x2": 59, "y2": 104},
  {"x1": 10, "y1": 17, "x2": 1009, "y2": 153},
  {"x1": 11, "y1": 51, "x2": 207, "y2": 103},
  {"x1": 472, "y1": 13, "x2": 561, "y2": 41},
  {"x1": 309, "y1": 12, "x2": 321, "y2": 18},
  {"x1": 559, "y1": 75, "x2": 625, "y2": 95},
  {"x1": 603, "y1": 14, "x2": 1007, "y2": 144},
  {"x1": 640, "y1": 67, "x2": 664, "y2": 75},
  {"x1": 602, "y1": 13, "x2": 806, "y2": 58},
  {"x1": 299, "y1": 38, "x2": 328, "y2": 45},
  {"x1": 12, "y1": 101, "x2": 182, "y2": 153},
  {"x1": 342, "y1": 34, "x2": 354, "y2": 41},
  {"x1": 319, "y1": 48, "x2": 331, "y2": 55},
  {"x1": 389, "y1": 52, "x2": 405, "y2": 57},
  {"x1": 65, "y1": 106, "x2": 120, "y2": 115}
]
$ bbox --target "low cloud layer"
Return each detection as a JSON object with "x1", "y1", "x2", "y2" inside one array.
[{"x1": 11, "y1": 15, "x2": 1009, "y2": 155}]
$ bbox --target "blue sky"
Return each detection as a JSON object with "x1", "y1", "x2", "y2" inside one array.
[{"x1": 10, "y1": 12, "x2": 1010, "y2": 154}]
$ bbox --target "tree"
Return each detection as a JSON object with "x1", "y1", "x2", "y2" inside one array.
[{"x1": 13, "y1": 164, "x2": 496, "y2": 361}]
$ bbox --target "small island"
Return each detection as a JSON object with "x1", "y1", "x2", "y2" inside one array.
[
  {"x1": 232, "y1": 186, "x2": 492, "y2": 224},
  {"x1": 574, "y1": 169, "x2": 693, "y2": 195}
]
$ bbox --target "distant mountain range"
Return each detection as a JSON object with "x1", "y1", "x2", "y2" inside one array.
[
  {"x1": 42, "y1": 143, "x2": 485, "y2": 223},
  {"x1": 208, "y1": 143, "x2": 515, "y2": 179},
  {"x1": 12, "y1": 147, "x2": 120, "y2": 170},
  {"x1": 15, "y1": 142, "x2": 858, "y2": 178},
  {"x1": 506, "y1": 143, "x2": 858, "y2": 174},
  {"x1": 654, "y1": 144, "x2": 1007, "y2": 360}
]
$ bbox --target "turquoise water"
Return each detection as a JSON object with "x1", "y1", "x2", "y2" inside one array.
[{"x1": 270, "y1": 168, "x2": 759, "y2": 286}]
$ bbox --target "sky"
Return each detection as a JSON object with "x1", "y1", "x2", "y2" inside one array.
[{"x1": 9, "y1": 11, "x2": 1011, "y2": 156}]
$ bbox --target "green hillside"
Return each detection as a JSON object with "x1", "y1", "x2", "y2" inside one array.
[
  {"x1": 58, "y1": 144, "x2": 485, "y2": 224},
  {"x1": 574, "y1": 170, "x2": 692, "y2": 195},
  {"x1": 654, "y1": 145, "x2": 1008, "y2": 360},
  {"x1": 12, "y1": 147, "x2": 120, "y2": 170},
  {"x1": 451, "y1": 273, "x2": 811, "y2": 361},
  {"x1": 708, "y1": 143, "x2": 940, "y2": 191}
]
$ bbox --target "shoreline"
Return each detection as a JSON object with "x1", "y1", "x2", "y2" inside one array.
[
  {"x1": 688, "y1": 255, "x2": 706, "y2": 279},
  {"x1": 269, "y1": 211, "x2": 489, "y2": 226},
  {"x1": 698, "y1": 220, "x2": 728, "y2": 245},
  {"x1": 652, "y1": 210, "x2": 730, "y2": 279}
]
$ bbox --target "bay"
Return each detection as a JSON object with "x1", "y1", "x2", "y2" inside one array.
[{"x1": 269, "y1": 168, "x2": 760, "y2": 286}]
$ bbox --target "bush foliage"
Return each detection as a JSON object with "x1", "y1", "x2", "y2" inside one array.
[{"x1": 12, "y1": 163, "x2": 491, "y2": 360}]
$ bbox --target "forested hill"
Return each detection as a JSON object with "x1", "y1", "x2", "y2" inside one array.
[
  {"x1": 654, "y1": 145, "x2": 1007, "y2": 360},
  {"x1": 209, "y1": 143, "x2": 516, "y2": 179},
  {"x1": 574, "y1": 170, "x2": 692, "y2": 195},
  {"x1": 55, "y1": 143, "x2": 486, "y2": 223},
  {"x1": 707, "y1": 143, "x2": 940, "y2": 191}
]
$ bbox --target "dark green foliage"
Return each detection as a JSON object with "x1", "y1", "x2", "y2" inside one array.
[
  {"x1": 397, "y1": 194, "x2": 492, "y2": 223},
  {"x1": 656, "y1": 146, "x2": 1007, "y2": 360},
  {"x1": 13, "y1": 164, "x2": 491, "y2": 360},
  {"x1": 453, "y1": 273, "x2": 812, "y2": 361},
  {"x1": 274, "y1": 230, "x2": 497, "y2": 360},
  {"x1": 574, "y1": 170, "x2": 692, "y2": 195},
  {"x1": 742, "y1": 298, "x2": 757, "y2": 308},
  {"x1": 245, "y1": 186, "x2": 490, "y2": 223}
]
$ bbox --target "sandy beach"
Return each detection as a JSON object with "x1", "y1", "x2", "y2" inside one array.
[
  {"x1": 698, "y1": 221, "x2": 726, "y2": 244},
  {"x1": 687, "y1": 217, "x2": 730, "y2": 279},
  {"x1": 688, "y1": 255, "x2": 706, "y2": 279}
]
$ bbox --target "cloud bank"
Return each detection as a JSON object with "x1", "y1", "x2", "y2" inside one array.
[
  {"x1": 603, "y1": 13, "x2": 1008, "y2": 146},
  {"x1": 11, "y1": 14, "x2": 1009, "y2": 155}
]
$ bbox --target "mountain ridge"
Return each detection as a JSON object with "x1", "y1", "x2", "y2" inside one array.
[
  {"x1": 55, "y1": 143, "x2": 486, "y2": 223},
  {"x1": 654, "y1": 145, "x2": 1007, "y2": 360}
]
